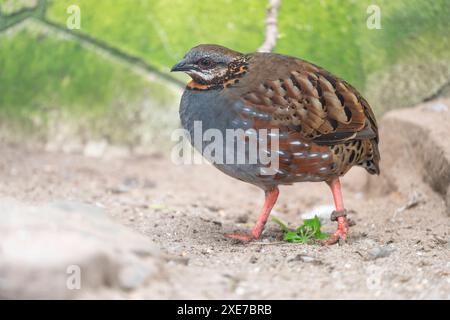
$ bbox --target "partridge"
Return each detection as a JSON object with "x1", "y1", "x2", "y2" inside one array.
[{"x1": 171, "y1": 44, "x2": 380, "y2": 244}]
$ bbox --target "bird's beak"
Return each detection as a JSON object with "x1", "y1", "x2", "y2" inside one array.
[{"x1": 171, "y1": 59, "x2": 191, "y2": 72}]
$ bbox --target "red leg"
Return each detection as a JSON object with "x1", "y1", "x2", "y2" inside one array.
[
  {"x1": 225, "y1": 187, "x2": 279, "y2": 241},
  {"x1": 323, "y1": 177, "x2": 348, "y2": 245}
]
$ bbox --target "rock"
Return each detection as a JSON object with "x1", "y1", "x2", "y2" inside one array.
[
  {"x1": 0, "y1": 198, "x2": 163, "y2": 299},
  {"x1": 289, "y1": 254, "x2": 323, "y2": 265},
  {"x1": 118, "y1": 262, "x2": 156, "y2": 291},
  {"x1": 110, "y1": 177, "x2": 140, "y2": 194},
  {"x1": 235, "y1": 214, "x2": 248, "y2": 224},
  {"x1": 110, "y1": 184, "x2": 131, "y2": 194},
  {"x1": 369, "y1": 99, "x2": 450, "y2": 215},
  {"x1": 367, "y1": 245, "x2": 395, "y2": 260},
  {"x1": 143, "y1": 179, "x2": 157, "y2": 189}
]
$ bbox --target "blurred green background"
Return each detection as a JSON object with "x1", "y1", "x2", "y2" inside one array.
[{"x1": 0, "y1": 0, "x2": 449, "y2": 151}]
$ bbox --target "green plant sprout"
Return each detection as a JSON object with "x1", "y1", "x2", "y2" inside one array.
[{"x1": 272, "y1": 216, "x2": 329, "y2": 244}]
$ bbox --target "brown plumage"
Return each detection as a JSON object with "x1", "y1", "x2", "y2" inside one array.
[
  {"x1": 172, "y1": 44, "x2": 380, "y2": 244},
  {"x1": 229, "y1": 52, "x2": 379, "y2": 178}
]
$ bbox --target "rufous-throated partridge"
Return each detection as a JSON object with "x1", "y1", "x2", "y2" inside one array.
[{"x1": 172, "y1": 45, "x2": 380, "y2": 245}]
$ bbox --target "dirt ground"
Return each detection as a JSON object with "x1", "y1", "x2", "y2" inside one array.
[{"x1": 0, "y1": 143, "x2": 449, "y2": 299}]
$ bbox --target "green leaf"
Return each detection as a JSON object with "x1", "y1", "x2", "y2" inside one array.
[
  {"x1": 315, "y1": 232, "x2": 329, "y2": 240},
  {"x1": 271, "y1": 216, "x2": 290, "y2": 232},
  {"x1": 284, "y1": 231, "x2": 300, "y2": 241},
  {"x1": 273, "y1": 215, "x2": 329, "y2": 244},
  {"x1": 284, "y1": 231, "x2": 309, "y2": 244},
  {"x1": 303, "y1": 216, "x2": 321, "y2": 232},
  {"x1": 298, "y1": 235, "x2": 311, "y2": 244}
]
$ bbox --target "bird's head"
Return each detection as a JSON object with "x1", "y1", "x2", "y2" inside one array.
[{"x1": 171, "y1": 44, "x2": 246, "y2": 86}]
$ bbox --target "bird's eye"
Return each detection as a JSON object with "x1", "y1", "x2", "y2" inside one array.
[{"x1": 197, "y1": 58, "x2": 215, "y2": 69}]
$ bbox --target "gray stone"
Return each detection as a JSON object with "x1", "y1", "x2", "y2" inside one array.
[
  {"x1": 367, "y1": 245, "x2": 395, "y2": 260},
  {"x1": 118, "y1": 261, "x2": 156, "y2": 291},
  {"x1": 289, "y1": 254, "x2": 323, "y2": 265},
  {"x1": 368, "y1": 99, "x2": 450, "y2": 215},
  {"x1": 0, "y1": 198, "x2": 163, "y2": 299}
]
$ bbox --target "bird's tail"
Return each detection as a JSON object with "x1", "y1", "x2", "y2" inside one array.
[{"x1": 359, "y1": 138, "x2": 380, "y2": 175}]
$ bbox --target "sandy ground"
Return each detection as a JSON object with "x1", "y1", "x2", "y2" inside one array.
[{"x1": 0, "y1": 143, "x2": 449, "y2": 299}]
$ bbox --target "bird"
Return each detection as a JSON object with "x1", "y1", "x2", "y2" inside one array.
[{"x1": 171, "y1": 44, "x2": 380, "y2": 245}]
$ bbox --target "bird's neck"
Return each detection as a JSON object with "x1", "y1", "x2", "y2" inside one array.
[{"x1": 186, "y1": 55, "x2": 249, "y2": 91}]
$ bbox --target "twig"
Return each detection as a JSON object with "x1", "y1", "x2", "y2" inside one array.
[
  {"x1": 250, "y1": 241, "x2": 286, "y2": 245},
  {"x1": 257, "y1": 0, "x2": 281, "y2": 53},
  {"x1": 393, "y1": 191, "x2": 425, "y2": 217}
]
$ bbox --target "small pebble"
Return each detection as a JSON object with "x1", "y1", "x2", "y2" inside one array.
[
  {"x1": 289, "y1": 254, "x2": 322, "y2": 265},
  {"x1": 368, "y1": 245, "x2": 395, "y2": 260},
  {"x1": 236, "y1": 214, "x2": 248, "y2": 223}
]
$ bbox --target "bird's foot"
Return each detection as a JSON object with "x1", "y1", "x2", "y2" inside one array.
[
  {"x1": 320, "y1": 228, "x2": 347, "y2": 245},
  {"x1": 320, "y1": 213, "x2": 348, "y2": 246},
  {"x1": 224, "y1": 188, "x2": 279, "y2": 243},
  {"x1": 224, "y1": 232, "x2": 256, "y2": 242}
]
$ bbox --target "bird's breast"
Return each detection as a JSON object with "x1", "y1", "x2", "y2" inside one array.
[
  {"x1": 180, "y1": 89, "x2": 237, "y2": 136},
  {"x1": 178, "y1": 88, "x2": 335, "y2": 188}
]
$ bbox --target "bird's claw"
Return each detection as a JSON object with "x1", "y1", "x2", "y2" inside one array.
[{"x1": 319, "y1": 228, "x2": 347, "y2": 246}]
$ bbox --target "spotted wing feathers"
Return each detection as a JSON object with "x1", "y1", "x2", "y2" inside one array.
[{"x1": 235, "y1": 57, "x2": 380, "y2": 177}]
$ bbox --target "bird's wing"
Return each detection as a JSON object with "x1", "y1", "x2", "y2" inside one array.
[
  {"x1": 236, "y1": 59, "x2": 378, "y2": 146},
  {"x1": 225, "y1": 54, "x2": 380, "y2": 178}
]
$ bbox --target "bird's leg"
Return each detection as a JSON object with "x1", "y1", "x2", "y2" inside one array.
[
  {"x1": 322, "y1": 177, "x2": 348, "y2": 245},
  {"x1": 225, "y1": 187, "x2": 279, "y2": 241}
]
